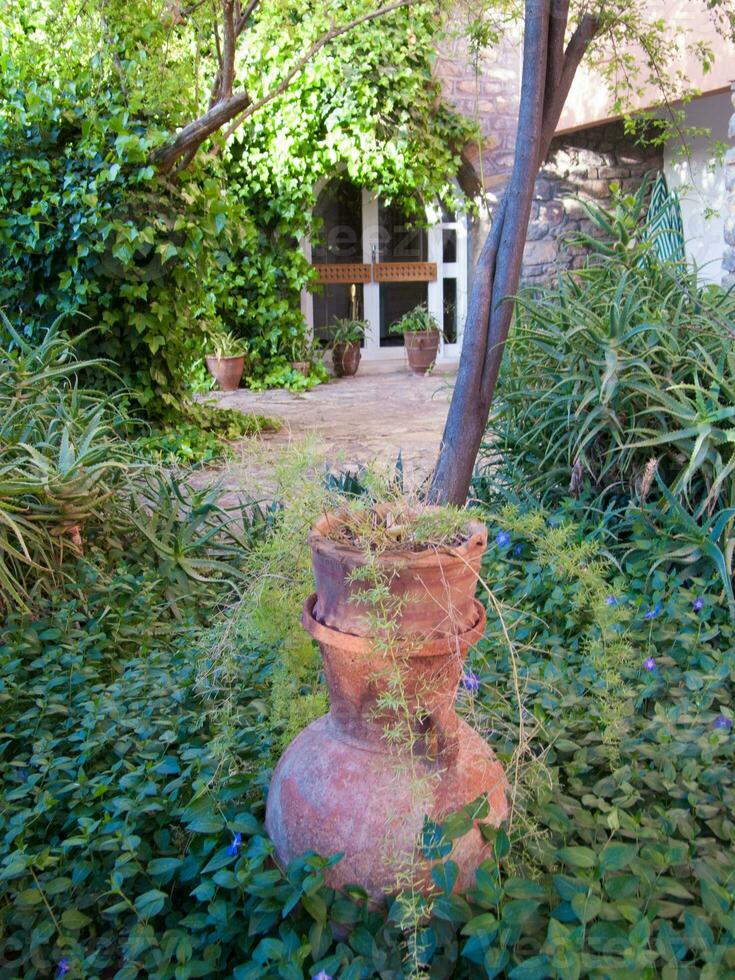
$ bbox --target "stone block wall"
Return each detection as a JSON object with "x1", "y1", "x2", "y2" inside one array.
[
  {"x1": 435, "y1": 25, "x2": 663, "y2": 285},
  {"x1": 522, "y1": 121, "x2": 664, "y2": 284}
]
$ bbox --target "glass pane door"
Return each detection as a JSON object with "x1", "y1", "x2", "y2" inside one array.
[
  {"x1": 377, "y1": 200, "x2": 428, "y2": 347},
  {"x1": 311, "y1": 180, "x2": 364, "y2": 344}
]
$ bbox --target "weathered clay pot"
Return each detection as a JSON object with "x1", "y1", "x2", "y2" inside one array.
[
  {"x1": 265, "y1": 594, "x2": 507, "y2": 899},
  {"x1": 205, "y1": 354, "x2": 245, "y2": 391},
  {"x1": 291, "y1": 360, "x2": 310, "y2": 377},
  {"x1": 332, "y1": 341, "x2": 361, "y2": 377},
  {"x1": 308, "y1": 506, "x2": 488, "y2": 638},
  {"x1": 404, "y1": 329, "x2": 439, "y2": 374}
]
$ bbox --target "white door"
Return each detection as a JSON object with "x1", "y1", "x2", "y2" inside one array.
[{"x1": 303, "y1": 180, "x2": 467, "y2": 362}]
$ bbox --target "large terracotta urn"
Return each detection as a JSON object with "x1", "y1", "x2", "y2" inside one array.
[{"x1": 265, "y1": 512, "x2": 508, "y2": 900}]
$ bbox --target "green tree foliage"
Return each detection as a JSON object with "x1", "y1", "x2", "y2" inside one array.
[{"x1": 0, "y1": 1, "x2": 471, "y2": 413}]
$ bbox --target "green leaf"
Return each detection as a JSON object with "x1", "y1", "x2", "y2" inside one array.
[
  {"x1": 61, "y1": 909, "x2": 92, "y2": 930},
  {"x1": 558, "y1": 846, "x2": 596, "y2": 869},
  {"x1": 134, "y1": 889, "x2": 167, "y2": 918},
  {"x1": 431, "y1": 860, "x2": 458, "y2": 895}
]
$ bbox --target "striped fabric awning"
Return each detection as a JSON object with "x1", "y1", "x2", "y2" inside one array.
[{"x1": 646, "y1": 171, "x2": 686, "y2": 264}]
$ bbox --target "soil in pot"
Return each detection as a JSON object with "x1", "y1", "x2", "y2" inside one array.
[
  {"x1": 332, "y1": 341, "x2": 361, "y2": 377},
  {"x1": 404, "y1": 329, "x2": 439, "y2": 374},
  {"x1": 205, "y1": 354, "x2": 245, "y2": 391},
  {"x1": 308, "y1": 503, "x2": 487, "y2": 638}
]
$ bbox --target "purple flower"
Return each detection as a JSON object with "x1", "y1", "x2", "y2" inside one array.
[
  {"x1": 227, "y1": 832, "x2": 242, "y2": 856},
  {"x1": 513, "y1": 543, "x2": 523, "y2": 557},
  {"x1": 692, "y1": 597, "x2": 705, "y2": 613},
  {"x1": 605, "y1": 595, "x2": 618, "y2": 607},
  {"x1": 644, "y1": 603, "x2": 661, "y2": 621},
  {"x1": 713, "y1": 715, "x2": 733, "y2": 731},
  {"x1": 495, "y1": 530, "x2": 511, "y2": 549},
  {"x1": 313, "y1": 973, "x2": 333, "y2": 980},
  {"x1": 644, "y1": 657, "x2": 656, "y2": 672},
  {"x1": 57, "y1": 961, "x2": 70, "y2": 978},
  {"x1": 461, "y1": 671, "x2": 480, "y2": 693}
]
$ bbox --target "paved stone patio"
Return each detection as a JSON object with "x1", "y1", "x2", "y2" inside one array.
[{"x1": 203, "y1": 365, "x2": 457, "y2": 500}]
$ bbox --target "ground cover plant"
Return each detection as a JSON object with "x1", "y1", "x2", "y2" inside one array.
[{"x1": 2, "y1": 434, "x2": 733, "y2": 978}]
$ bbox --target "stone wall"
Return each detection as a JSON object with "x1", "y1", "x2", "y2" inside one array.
[
  {"x1": 522, "y1": 122, "x2": 664, "y2": 283},
  {"x1": 435, "y1": 28, "x2": 663, "y2": 285},
  {"x1": 724, "y1": 83, "x2": 735, "y2": 288}
]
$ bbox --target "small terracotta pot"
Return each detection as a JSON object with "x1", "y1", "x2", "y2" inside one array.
[
  {"x1": 290, "y1": 361, "x2": 310, "y2": 377},
  {"x1": 308, "y1": 505, "x2": 488, "y2": 638},
  {"x1": 265, "y1": 595, "x2": 507, "y2": 899},
  {"x1": 332, "y1": 341, "x2": 361, "y2": 377},
  {"x1": 404, "y1": 329, "x2": 440, "y2": 374},
  {"x1": 205, "y1": 354, "x2": 245, "y2": 391}
]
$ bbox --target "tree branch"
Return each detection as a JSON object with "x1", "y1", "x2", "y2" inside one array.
[
  {"x1": 235, "y1": 0, "x2": 261, "y2": 36},
  {"x1": 543, "y1": 0, "x2": 569, "y2": 121},
  {"x1": 155, "y1": 0, "x2": 419, "y2": 174},
  {"x1": 538, "y1": 12, "x2": 600, "y2": 161},
  {"x1": 220, "y1": 0, "x2": 237, "y2": 99}
]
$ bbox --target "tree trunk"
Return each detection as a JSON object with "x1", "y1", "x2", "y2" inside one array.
[{"x1": 429, "y1": 2, "x2": 599, "y2": 505}]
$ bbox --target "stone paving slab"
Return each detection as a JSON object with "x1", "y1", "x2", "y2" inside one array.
[{"x1": 201, "y1": 366, "x2": 457, "y2": 501}]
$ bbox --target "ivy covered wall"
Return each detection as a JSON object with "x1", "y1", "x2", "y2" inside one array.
[{"x1": 0, "y1": 2, "x2": 473, "y2": 411}]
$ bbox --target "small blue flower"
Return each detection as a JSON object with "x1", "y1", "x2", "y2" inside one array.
[
  {"x1": 713, "y1": 714, "x2": 733, "y2": 731},
  {"x1": 692, "y1": 596, "x2": 705, "y2": 613},
  {"x1": 461, "y1": 671, "x2": 480, "y2": 693},
  {"x1": 605, "y1": 595, "x2": 618, "y2": 607},
  {"x1": 227, "y1": 832, "x2": 242, "y2": 857},
  {"x1": 644, "y1": 657, "x2": 656, "y2": 672},
  {"x1": 57, "y1": 961, "x2": 70, "y2": 978},
  {"x1": 495, "y1": 530, "x2": 511, "y2": 549},
  {"x1": 644, "y1": 603, "x2": 661, "y2": 621},
  {"x1": 313, "y1": 972, "x2": 333, "y2": 980},
  {"x1": 512, "y1": 543, "x2": 522, "y2": 557}
]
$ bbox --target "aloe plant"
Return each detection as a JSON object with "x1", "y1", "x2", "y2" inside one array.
[
  {"x1": 0, "y1": 312, "x2": 262, "y2": 610},
  {"x1": 490, "y1": 190, "x2": 735, "y2": 598}
]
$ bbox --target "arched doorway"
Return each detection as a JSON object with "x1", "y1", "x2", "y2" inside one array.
[{"x1": 302, "y1": 180, "x2": 468, "y2": 363}]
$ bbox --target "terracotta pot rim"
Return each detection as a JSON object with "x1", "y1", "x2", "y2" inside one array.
[
  {"x1": 308, "y1": 506, "x2": 487, "y2": 566},
  {"x1": 404, "y1": 329, "x2": 440, "y2": 339},
  {"x1": 302, "y1": 592, "x2": 487, "y2": 655},
  {"x1": 205, "y1": 353, "x2": 246, "y2": 363}
]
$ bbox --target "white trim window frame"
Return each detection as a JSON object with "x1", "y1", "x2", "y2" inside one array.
[{"x1": 302, "y1": 187, "x2": 468, "y2": 362}]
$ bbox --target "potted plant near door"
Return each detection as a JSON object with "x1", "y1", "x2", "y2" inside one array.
[
  {"x1": 287, "y1": 336, "x2": 315, "y2": 377},
  {"x1": 205, "y1": 332, "x2": 247, "y2": 391},
  {"x1": 390, "y1": 305, "x2": 441, "y2": 374},
  {"x1": 329, "y1": 318, "x2": 367, "y2": 377}
]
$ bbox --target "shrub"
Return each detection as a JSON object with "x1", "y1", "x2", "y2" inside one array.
[
  {"x1": 0, "y1": 314, "x2": 269, "y2": 609},
  {"x1": 489, "y1": 183, "x2": 735, "y2": 598},
  {"x1": 2, "y1": 496, "x2": 734, "y2": 978}
]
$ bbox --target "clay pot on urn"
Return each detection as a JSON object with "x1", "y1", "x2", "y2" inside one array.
[
  {"x1": 265, "y1": 508, "x2": 508, "y2": 901},
  {"x1": 308, "y1": 504, "x2": 487, "y2": 639}
]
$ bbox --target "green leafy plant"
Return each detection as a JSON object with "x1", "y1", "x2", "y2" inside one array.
[
  {"x1": 389, "y1": 303, "x2": 440, "y2": 335},
  {"x1": 209, "y1": 331, "x2": 248, "y2": 359},
  {"x1": 3, "y1": 486, "x2": 734, "y2": 978},
  {"x1": 489, "y1": 186, "x2": 735, "y2": 592},
  {"x1": 0, "y1": 313, "x2": 130, "y2": 608},
  {"x1": 329, "y1": 318, "x2": 368, "y2": 346}
]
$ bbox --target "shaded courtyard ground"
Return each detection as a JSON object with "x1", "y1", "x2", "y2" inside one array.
[{"x1": 203, "y1": 365, "x2": 457, "y2": 500}]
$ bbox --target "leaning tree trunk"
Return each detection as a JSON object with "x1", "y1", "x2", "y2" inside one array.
[{"x1": 430, "y1": 0, "x2": 599, "y2": 505}]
